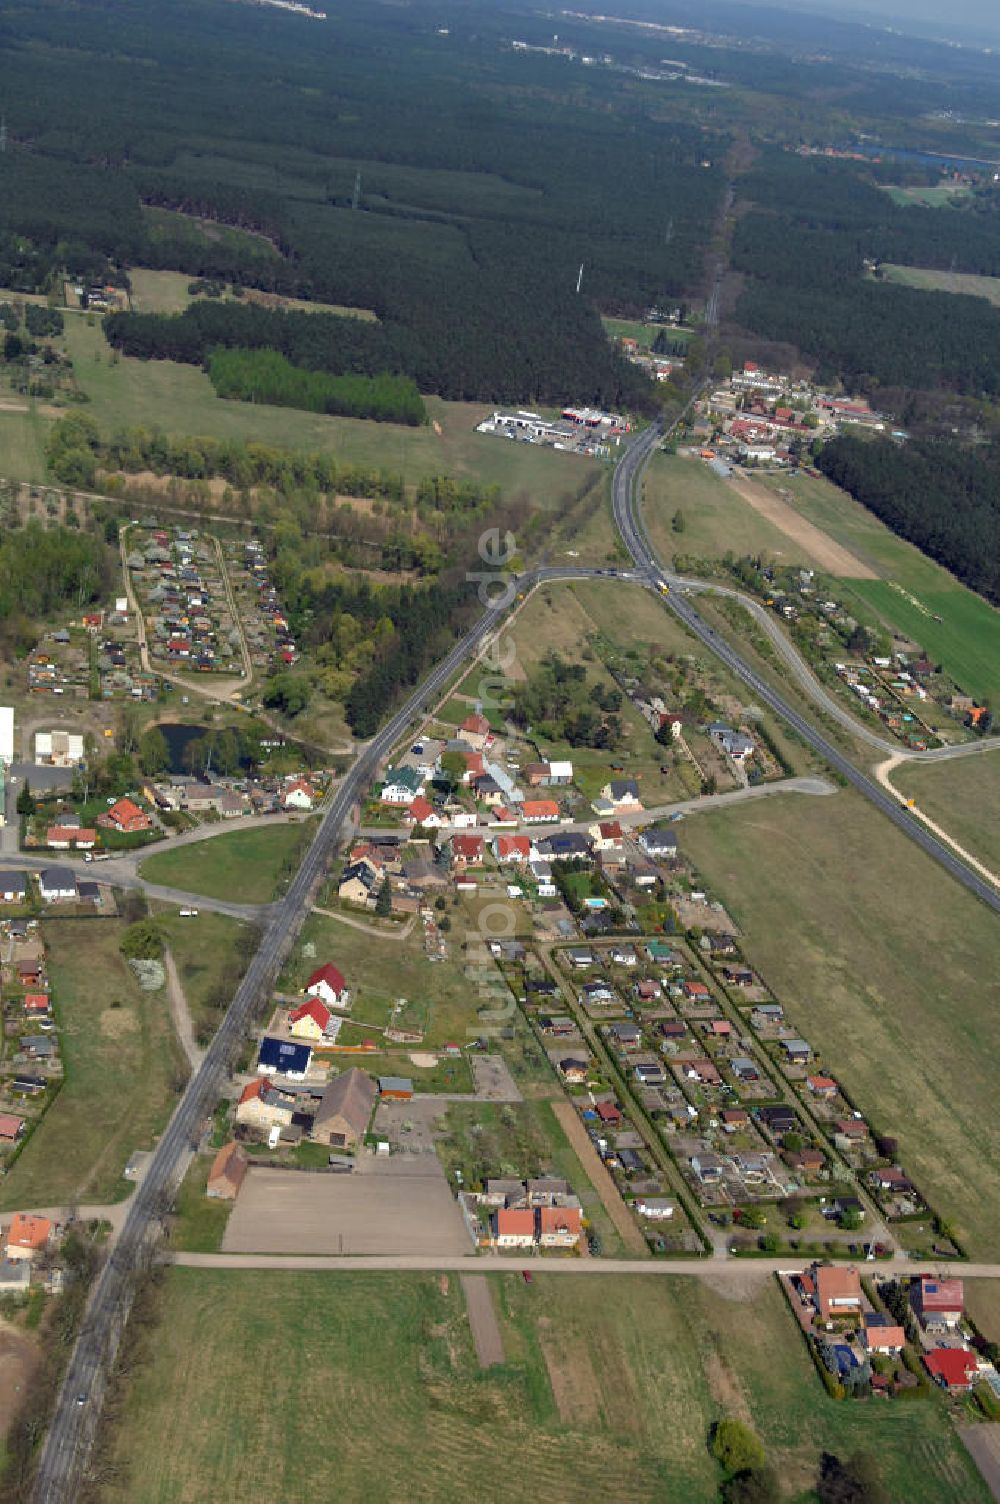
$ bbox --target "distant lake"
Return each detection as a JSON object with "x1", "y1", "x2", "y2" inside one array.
[{"x1": 849, "y1": 141, "x2": 1000, "y2": 173}]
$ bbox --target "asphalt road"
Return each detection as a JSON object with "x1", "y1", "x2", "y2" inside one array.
[
  {"x1": 613, "y1": 424, "x2": 1000, "y2": 913},
  {"x1": 172, "y1": 1250, "x2": 1000, "y2": 1279}
]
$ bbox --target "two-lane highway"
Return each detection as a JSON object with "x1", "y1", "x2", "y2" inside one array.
[{"x1": 612, "y1": 423, "x2": 1000, "y2": 913}]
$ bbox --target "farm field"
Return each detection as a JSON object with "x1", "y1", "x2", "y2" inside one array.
[
  {"x1": 58, "y1": 317, "x2": 603, "y2": 504},
  {"x1": 891, "y1": 754, "x2": 1000, "y2": 877},
  {"x1": 763, "y1": 470, "x2": 1000, "y2": 704},
  {"x1": 153, "y1": 909, "x2": 258, "y2": 1044},
  {"x1": 681, "y1": 787, "x2": 1000, "y2": 1259},
  {"x1": 98, "y1": 1269, "x2": 985, "y2": 1504},
  {"x1": 966, "y1": 1282, "x2": 1000, "y2": 1346},
  {"x1": 644, "y1": 451, "x2": 815, "y2": 567},
  {"x1": 878, "y1": 262, "x2": 1000, "y2": 304},
  {"x1": 139, "y1": 823, "x2": 313, "y2": 905},
  {"x1": 0, "y1": 919, "x2": 186, "y2": 1210}
]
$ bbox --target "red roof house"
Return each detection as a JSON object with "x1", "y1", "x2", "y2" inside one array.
[
  {"x1": 6, "y1": 1213, "x2": 53, "y2": 1260},
  {"x1": 452, "y1": 834, "x2": 484, "y2": 867},
  {"x1": 924, "y1": 1348, "x2": 978, "y2": 1390},
  {"x1": 405, "y1": 795, "x2": 438, "y2": 826},
  {"x1": 494, "y1": 834, "x2": 531, "y2": 863},
  {"x1": 305, "y1": 963, "x2": 349, "y2": 1009},
  {"x1": 288, "y1": 997, "x2": 333, "y2": 1040},
  {"x1": 102, "y1": 797, "x2": 152, "y2": 833},
  {"x1": 23, "y1": 994, "x2": 50, "y2": 1014},
  {"x1": 494, "y1": 1207, "x2": 536, "y2": 1247},
  {"x1": 521, "y1": 800, "x2": 560, "y2": 824},
  {"x1": 595, "y1": 1100, "x2": 623, "y2": 1126},
  {"x1": 0, "y1": 1115, "x2": 25, "y2": 1142},
  {"x1": 538, "y1": 1205, "x2": 582, "y2": 1246},
  {"x1": 806, "y1": 1074, "x2": 838, "y2": 1097}
]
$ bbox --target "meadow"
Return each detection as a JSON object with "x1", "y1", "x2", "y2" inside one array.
[
  {"x1": 762, "y1": 470, "x2": 1000, "y2": 704},
  {"x1": 644, "y1": 451, "x2": 815, "y2": 566},
  {"x1": 0, "y1": 919, "x2": 185, "y2": 1209},
  {"x1": 139, "y1": 823, "x2": 313, "y2": 905},
  {"x1": 98, "y1": 1269, "x2": 986, "y2": 1504},
  {"x1": 891, "y1": 753, "x2": 1000, "y2": 876},
  {"x1": 878, "y1": 262, "x2": 1000, "y2": 305},
  {"x1": 681, "y1": 787, "x2": 1000, "y2": 1258},
  {"x1": 152, "y1": 909, "x2": 257, "y2": 1044}
]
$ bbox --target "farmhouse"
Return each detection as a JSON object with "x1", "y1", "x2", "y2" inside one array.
[
  {"x1": 235, "y1": 1078, "x2": 295, "y2": 1130},
  {"x1": 207, "y1": 1141, "x2": 248, "y2": 1200},
  {"x1": 459, "y1": 712, "x2": 492, "y2": 752},
  {"x1": 311, "y1": 1068, "x2": 376, "y2": 1148},
  {"x1": 538, "y1": 1205, "x2": 581, "y2": 1248},
  {"x1": 0, "y1": 1115, "x2": 25, "y2": 1143},
  {"x1": 339, "y1": 861, "x2": 380, "y2": 908},
  {"x1": 521, "y1": 800, "x2": 560, "y2": 825}
]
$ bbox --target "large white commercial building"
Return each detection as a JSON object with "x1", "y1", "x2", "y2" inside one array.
[{"x1": 0, "y1": 707, "x2": 13, "y2": 765}]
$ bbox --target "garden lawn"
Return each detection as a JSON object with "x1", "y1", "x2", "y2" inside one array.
[
  {"x1": 0, "y1": 919, "x2": 185, "y2": 1209},
  {"x1": 139, "y1": 823, "x2": 313, "y2": 904},
  {"x1": 100, "y1": 1269, "x2": 986, "y2": 1504},
  {"x1": 681, "y1": 787, "x2": 1000, "y2": 1259}
]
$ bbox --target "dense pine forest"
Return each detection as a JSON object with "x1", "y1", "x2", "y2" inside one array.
[{"x1": 817, "y1": 434, "x2": 1000, "y2": 604}]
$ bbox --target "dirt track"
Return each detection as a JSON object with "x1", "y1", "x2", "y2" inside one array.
[
  {"x1": 727, "y1": 474, "x2": 877, "y2": 578},
  {"x1": 461, "y1": 1275, "x2": 504, "y2": 1367},
  {"x1": 551, "y1": 1101, "x2": 648, "y2": 1255}
]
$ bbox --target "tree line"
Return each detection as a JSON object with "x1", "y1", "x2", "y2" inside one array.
[{"x1": 206, "y1": 347, "x2": 425, "y2": 426}]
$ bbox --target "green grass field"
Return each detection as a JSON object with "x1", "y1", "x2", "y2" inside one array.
[
  {"x1": 878, "y1": 262, "x2": 1000, "y2": 304},
  {"x1": 891, "y1": 753, "x2": 1000, "y2": 876},
  {"x1": 766, "y1": 471, "x2": 1000, "y2": 704},
  {"x1": 0, "y1": 405, "x2": 56, "y2": 484},
  {"x1": 0, "y1": 920, "x2": 185, "y2": 1209},
  {"x1": 288, "y1": 909, "x2": 483, "y2": 1047},
  {"x1": 128, "y1": 267, "x2": 378, "y2": 321},
  {"x1": 879, "y1": 185, "x2": 971, "y2": 208},
  {"x1": 644, "y1": 451, "x2": 812, "y2": 566},
  {"x1": 140, "y1": 823, "x2": 313, "y2": 905},
  {"x1": 57, "y1": 317, "x2": 602, "y2": 503},
  {"x1": 681, "y1": 787, "x2": 1000, "y2": 1259},
  {"x1": 100, "y1": 1269, "x2": 985, "y2": 1503},
  {"x1": 153, "y1": 909, "x2": 257, "y2": 1044}
]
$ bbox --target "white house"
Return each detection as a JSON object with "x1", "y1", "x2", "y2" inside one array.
[
  {"x1": 39, "y1": 867, "x2": 77, "y2": 902},
  {"x1": 282, "y1": 778, "x2": 316, "y2": 811},
  {"x1": 633, "y1": 1196, "x2": 676, "y2": 1220},
  {"x1": 380, "y1": 767, "x2": 424, "y2": 805},
  {"x1": 305, "y1": 963, "x2": 351, "y2": 1010},
  {"x1": 0, "y1": 706, "x2": 13, "y2": 764}
]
